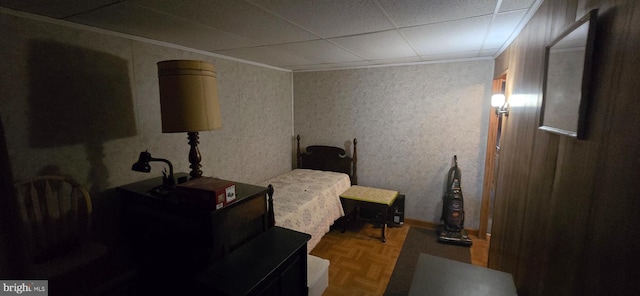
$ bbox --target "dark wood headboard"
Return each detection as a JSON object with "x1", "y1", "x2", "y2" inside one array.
[{"x1": 295, "y1": 135, "x2": 358, "y2": 185}]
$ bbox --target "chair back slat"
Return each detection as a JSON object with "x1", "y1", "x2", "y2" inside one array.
[
  {"x1": 72, "y1": 187, "x2": 92, "y2": 236},
  {"x1": 58, "y1": 185, "x2": 69, "y2": 244},
  {"x1": 29, "y1": 181, "x2": 47, "y2": 253},
  {"x1": 16, "y1": 185, "x2": 34, "y2": 248},
  {"x1": 45, "y1": 180, "x2": 61, "y2": 246},
  {"x1": 14, "y1": 176, "x2": 93, "y2": 264},
  {"x1": 69, "y1": 188, "x2": 79, "y2": 239}
]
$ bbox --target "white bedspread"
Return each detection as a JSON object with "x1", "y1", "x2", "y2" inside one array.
[{"x1": 260, "y1": 169, "x2": 350, "y2": 252}]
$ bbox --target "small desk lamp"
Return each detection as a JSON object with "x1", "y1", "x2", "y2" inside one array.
[
  {"x1": 157, "y1": 60, "x2": 222, "y2": 179},
  {"x1": 132, "y1": 151, "x2": 175, "y2": 187}
]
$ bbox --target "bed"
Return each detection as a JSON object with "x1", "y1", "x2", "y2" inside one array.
[{"x1": 260, "y1": 135, "x2": 357, "y2": 252}]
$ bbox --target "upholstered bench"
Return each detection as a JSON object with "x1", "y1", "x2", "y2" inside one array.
[
  {"x1": 307, "y1": 254, "x2": 330, "y2": 296},
  {"x1": 339, "y1": 185, "x2": 400, "y2": 242}
]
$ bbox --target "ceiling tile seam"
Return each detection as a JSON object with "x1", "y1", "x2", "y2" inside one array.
[
  {"x1": 244, "y1": 0, "x2": 375, "y2": 62},
  {"x1": 240, "y1": 14, "x2": 493, "y2": 45},
  {"x1": 245, "y1": 0, "x2": 327, "y2": 39},
  {"x1": 244, "y1": 0, "x2": 375, "y2": 63},
  {"x1": 484, "y1": 8, "x2": 531, "y2": 54},
  {"x1": 232, "y1": 43, "x2": 342, "y2": 67},
  {"x1": 224, "y1": 29, "x2": 420, "y2": 63},
  {"x1": 293, "y1": 56, "x2": 494, "y2": 73},
  {"x1": 477, "y1": 0, "x2": 505, "y2": 56},
  {"x1": 493, "y1": 0, "x2": 544, "y2": 59},
  {"x1": 58, "y1": 0, "x2": 125, "y2": 19},
  {"x1": 372, "y1": 0, "x2": 422, "y2": 60},
  {"x1": 214, "y1": 38, "x2": 371, "y2": 65},
  {"x1": 130, "y1": 2, "x2": 269, "y2": 50},
  {"x1": 498, "y1": 1, "x2": 536, "y2": 14},
  {"x1": 322, "y1": 39, "x2": 374, "y2": 62},
  {"x1": 216, "y1": 42, "x2": 364, "y2": 66},
  {"x1": 246, "y1": 0, "x2": 416, "y2": 42}
]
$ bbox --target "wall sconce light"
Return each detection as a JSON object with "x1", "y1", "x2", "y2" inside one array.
[
  {"x1": 132, "y1": 151, "x2": 175, "y2": 188},
  {"x1": 157, "y1": 60, "x2": 222, "y2": 179},
  {"x1": 491, "y1": 94, "x2": 509, "y2": 117}
]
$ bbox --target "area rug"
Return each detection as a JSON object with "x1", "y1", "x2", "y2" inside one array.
[{"x1": 384, "y1": 227, "x2": 471, "y2": 296}]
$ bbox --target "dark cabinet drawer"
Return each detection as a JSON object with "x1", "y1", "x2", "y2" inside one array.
[
  {"x1": 226, "y1": 192, "x2": 268, "y2": 252},
  {"x1": 195, "y1": 227, "x2": 311, "y2": 296}
]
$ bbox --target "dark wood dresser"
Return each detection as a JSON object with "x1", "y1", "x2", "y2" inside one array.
[
  {"x1": 117, "y1": 173, "x2": 270, "y2": 288},
  {"x1": 195, "y1": 226, "x2": 311, "y2": 296}
]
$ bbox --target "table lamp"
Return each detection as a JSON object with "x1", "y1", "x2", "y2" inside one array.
[
  {"x1": 131, "y1": 151, "x2": 175, "y2": 187},
  {"x1": 157, "y1": 60, "x2": 222, "y2": 179}
]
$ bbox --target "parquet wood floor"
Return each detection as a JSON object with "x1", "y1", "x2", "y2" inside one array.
[{"x1": 309, "y1": 221, "x2": 489, "y2": 296}]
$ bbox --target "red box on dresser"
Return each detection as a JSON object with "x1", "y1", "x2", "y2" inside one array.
[{"x1": 175, "y1": 177, "x2": 236, "y2": 210}]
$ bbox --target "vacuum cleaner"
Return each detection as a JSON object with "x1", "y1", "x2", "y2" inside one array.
[{"x1": 437, "y1": 155, "x2": 473, "y2": 246}]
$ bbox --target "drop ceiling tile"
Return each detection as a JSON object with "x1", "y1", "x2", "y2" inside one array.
[
  {"x1": 329, "y1": 30, "x2": 416, "y2": 60},
  {"x1": 377, "y1": 0, "x2": 497, "y2": 27},
  {"x1": 68, "y1": 2, "x2": 259, "y2": 51},
  {"x1": 499, "y1": 0, "x2": 536, "y2": 12},
  {"x1": 402, "y1": 15, "x2": 491, "y2": 55},
  {"x1": 0, "y1": 0, "x2": 119, "y2": 18},
  {"x1": 132, "y1": 0, "x2": 317, "y2": 45},
  {"x1": 215, "y1": 46, "x2": 316, "y2": 68},
  {"x1": 419, "y1": 50, "x2": 482, "y2": 61},
  {"x1": 249, "y1": 0, "x2": 393, "y2": 38},
  {"x1": 267, "y1": 40, "x2": 363, "y2": 64},
  {"x1": 370, "y1": 56, "x2": 424, "y2": 65},
  {"x1": 290, "y1": 60, "x2": 374, "y2": 71},
  {"x1": 483, "y1": 10, "x2": 528, "y2": 49}
]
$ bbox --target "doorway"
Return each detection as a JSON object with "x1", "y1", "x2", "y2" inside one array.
[{"x1": 478, "y1": 74, "x2": 507, "y2": 240}]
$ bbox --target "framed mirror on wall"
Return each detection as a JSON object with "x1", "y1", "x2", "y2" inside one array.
[{"x1": 539, "y1": 9, "x2": 598, "y2": 139}]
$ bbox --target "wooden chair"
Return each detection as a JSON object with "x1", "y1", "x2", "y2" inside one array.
[{"x1": 14, "y1": 175, "x2": 107, "y2": 279}]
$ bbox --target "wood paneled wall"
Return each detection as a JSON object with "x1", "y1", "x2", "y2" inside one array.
[{"x1": 488, "y1": 0, "x2": 640, "y2": 295}]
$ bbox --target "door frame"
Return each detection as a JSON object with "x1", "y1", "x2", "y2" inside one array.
[{"x1": 478, "y1": 73, "x2": 507, "y2": 240}]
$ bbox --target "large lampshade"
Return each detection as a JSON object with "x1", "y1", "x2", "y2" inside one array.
[
  {"x1": 158, "y1": 60, "x2": 222, "y2": 133},
  {"x1": 157, "y1": 60, "x2": 222, "y2": 179}
]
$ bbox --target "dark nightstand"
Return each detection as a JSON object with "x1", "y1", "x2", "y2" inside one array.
[{"x1": 117, "y1": 173, "x2": 270, "y2": 289}]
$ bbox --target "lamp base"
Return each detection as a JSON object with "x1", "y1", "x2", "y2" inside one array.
[{"x1": 188, "y1": 132, "x2": 203, "y2": 179}]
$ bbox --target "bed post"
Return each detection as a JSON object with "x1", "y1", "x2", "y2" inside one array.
[
  {"x1": 352, "y1": 138, "x2": 358, "y2": 185},
  {"x1": 267, "y1": 184, "x2": 275, "y2": 228},
  {"x1": 296, "y1": 135, "x2": 302, "y2": 169}
]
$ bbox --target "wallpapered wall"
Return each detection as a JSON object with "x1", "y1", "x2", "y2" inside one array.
[
  {"x1": 0, "y1": 12, "x2": 293, "y2": 196},
  {"x1": 1, "y1": 9, "x2": 493, "y2": 233},
  {"x1": 294, "y1": 61, "x2": 493, "y2": 228}
]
